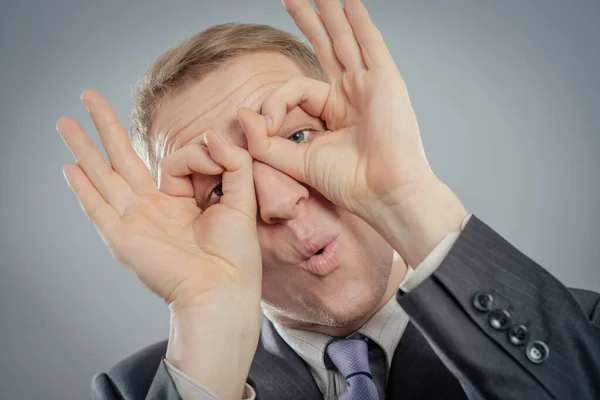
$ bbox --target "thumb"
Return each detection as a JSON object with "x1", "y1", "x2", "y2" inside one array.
[{"x1": 238, "y1": 107, "x2": 311, "y2": 186}]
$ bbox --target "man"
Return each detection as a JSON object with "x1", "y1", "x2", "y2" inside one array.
[{"x1": 57, "y1": 0, "x2": 599, "y2": 399}]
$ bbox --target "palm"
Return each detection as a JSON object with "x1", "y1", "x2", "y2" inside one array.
[
  {"x1": 57, "y1": 90, "x2": 261, "y2": 309},
  {"x1": 106, "y1": 192, "x2": 257, "y2": 304},
  {"x1": 303, "y1": 68, "x2": 425, "y2": 213}
]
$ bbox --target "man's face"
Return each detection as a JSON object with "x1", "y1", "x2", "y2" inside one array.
[{"x1": 152, "y1": 52, "x2": 400, "y2": 330}]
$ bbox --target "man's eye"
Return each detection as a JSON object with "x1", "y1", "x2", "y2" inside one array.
[
  {"x1": 205, "y1": 182, "x2": 223, "y2": 208},
  {"x1": 212, "y1": 183, "x2": 223, "y2": 198},
  {"x1": 287, "y1": 129, "x2": 312, "y2": 144}
]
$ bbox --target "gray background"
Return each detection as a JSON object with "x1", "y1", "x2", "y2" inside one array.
[{"x1": 1, "y1": 0, "x2": 599, "y2": 398}]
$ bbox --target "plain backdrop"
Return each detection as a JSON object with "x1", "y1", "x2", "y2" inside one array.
[{"x1": 1, "y1": 0, "x2": 599, "y2": 398}]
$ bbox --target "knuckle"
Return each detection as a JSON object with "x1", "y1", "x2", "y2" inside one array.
[
  {"x1": 105, "y1": 119, "x2": 123, "y2": 133},
  {"x1": 87, "y1": 202, "x2": 113, "y2": 228},
  {"x1": 332, "y1": 33, "x2": 356, "y2": 53},
  {"x1": 237, "y1": 150, "x2": 253, "y2": 167},
  {"x1": 121, "y1": 153, "x2": 141, "y2": 170},
  {"x1": 287, "y1": 3, "x2": 305, "y2": 19},
  {"x1": 86, "y1": 204, "x2": 103, "y2": 221},
  {"x1": 96, "y1": 163, "x2": 116, "y2": 180}
]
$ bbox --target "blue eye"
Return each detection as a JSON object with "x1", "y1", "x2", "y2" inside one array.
[{"x1": 288, "y1": 129, "x2": 311, "y2": 144}]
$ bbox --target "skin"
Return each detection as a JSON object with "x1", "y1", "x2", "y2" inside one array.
[
  {"x1": 57, "y1": 0, "x2": 467, "y2": 398},
  {"x1": 152, "y1": 52, "x2": 407, "y2": 335}
]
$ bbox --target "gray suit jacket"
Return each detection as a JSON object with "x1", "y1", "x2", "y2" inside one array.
[{"x1": 91, "y1": 215, "x2": 600, "y2": 399}]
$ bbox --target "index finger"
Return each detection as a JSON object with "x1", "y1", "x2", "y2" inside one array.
[{"x1": 157, "y1": 134, "x2": 224, "y2": 197}]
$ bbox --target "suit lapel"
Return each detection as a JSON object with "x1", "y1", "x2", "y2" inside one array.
[
  {"x1": 387, "y1": 322, "x2": 468, "y2": 399},
  {"x1": 248, "y1": 315, "x2": 322, "y2": 399}
]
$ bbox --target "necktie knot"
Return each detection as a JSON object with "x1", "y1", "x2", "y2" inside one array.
[{"x1": 325, "y1": 334, "x2": 379, "y2": 399}]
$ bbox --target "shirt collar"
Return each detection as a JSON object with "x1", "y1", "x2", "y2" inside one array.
[{"x1": 269, "y1": 291, "x2": 410, "y2": 393}]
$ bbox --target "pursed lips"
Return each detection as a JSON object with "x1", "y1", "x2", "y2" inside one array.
[{"x1": 279, "y1": 228, "x2": 340, "y2": 264}]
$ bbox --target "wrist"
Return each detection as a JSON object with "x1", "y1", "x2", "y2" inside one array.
[
  {"x1": 365, "y1": 176, "x2": 468, "y2": 269},
  {"x1": 166, "y1": 292, "x2": 261, "y2": 400}
]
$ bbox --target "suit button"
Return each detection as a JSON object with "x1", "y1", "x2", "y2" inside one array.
[
  {"x1": 507, "y1": 324, "x2": 529, "y2": 346},
  {"x1": 472, "y1": 292, "x2": 494, "y2": 312},
  {"x1": 526, "y1": 340, "x2": 549, "y2": 364},
  {"x1": 488, "y1": 309, "x2": 511, "y2": 330}
]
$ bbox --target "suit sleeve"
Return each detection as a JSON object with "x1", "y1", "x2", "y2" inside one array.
[
  {"x1": 90, "y1": 339, "x2": 257, "y2": 400},
  {"x1": 91, "y1": 345, "x2": 184, "y2": 400},
  {"x1": 396, "y1": 214, "x2": 600, "y2": 400},
  {"x1": 164, "y1": 358, "x2": 256, "y2": 400},
  {"x1": 91, "y1": 360, "x2": 183, "y2": 400}
]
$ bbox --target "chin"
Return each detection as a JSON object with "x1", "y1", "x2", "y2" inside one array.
[
  {"x1": 318, "y1": 281, "x2": 384, "y2": 326},
  {"x1": 261, "y1": 279, "x2": 383, "y2": 330},
  {"x1": 261, "y1": 255, "x2": 393, "y2": 330},
  {"x1": 287, "y1": 276, "x2": 387, "y2": 329}
]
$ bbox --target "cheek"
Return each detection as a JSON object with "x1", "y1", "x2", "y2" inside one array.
[
  {"x1": 339, "y1": 210, "x2": 394, "y2": 269},
  {"x1": 260, "y1": 262, "x2": 307, "y2": 307},
  {"x1": 256, "y1": 229, "x2": 297, "y2": 303},
  {"x1": 256, "y1": 227, "x2": 278, "y2": 267}
]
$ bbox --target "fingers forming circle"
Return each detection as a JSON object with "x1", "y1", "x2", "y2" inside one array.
[
  {"x1": 204, "y1": 130, "x2": 257, "y2": 220},
  {"x1": 260, "y1": 77, "x2": 330, "y2": 136},
  {"x1": 158, "y1": 137, "x2": 224, "y2": 197}
]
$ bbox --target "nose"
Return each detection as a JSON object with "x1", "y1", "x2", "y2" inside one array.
[{"x1": 253, "y1": 161, "x2": 309, "y2": 224}]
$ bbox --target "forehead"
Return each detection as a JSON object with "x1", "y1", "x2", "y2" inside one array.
[{"x1": 152, "y1": 51, "x2": 308, "y2": 155}]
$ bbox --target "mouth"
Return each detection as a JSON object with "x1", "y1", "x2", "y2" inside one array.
[{"x1": 298, "y1": 235, "x2": 341, "y2": 276}]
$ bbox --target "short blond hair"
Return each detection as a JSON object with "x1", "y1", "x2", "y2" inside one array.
[{"x1": 130, "y1": 23, "x2": 328, "y2": 183}]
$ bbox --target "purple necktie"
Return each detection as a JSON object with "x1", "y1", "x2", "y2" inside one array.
[{"x1": 325, "y1": 335, "x2": 379, "y2": 399}]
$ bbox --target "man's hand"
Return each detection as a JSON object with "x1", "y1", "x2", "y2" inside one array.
[
  {"x1": 57, "y1": 90, "x2": 261, "y2": 399},
  {"x1": 240, "y1": 0, "x2": 468, "y2": 268}
]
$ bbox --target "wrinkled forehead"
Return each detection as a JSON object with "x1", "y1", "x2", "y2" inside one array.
[{"x1": 151, "y1": 52, "x2": 307, "y2": 156}]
